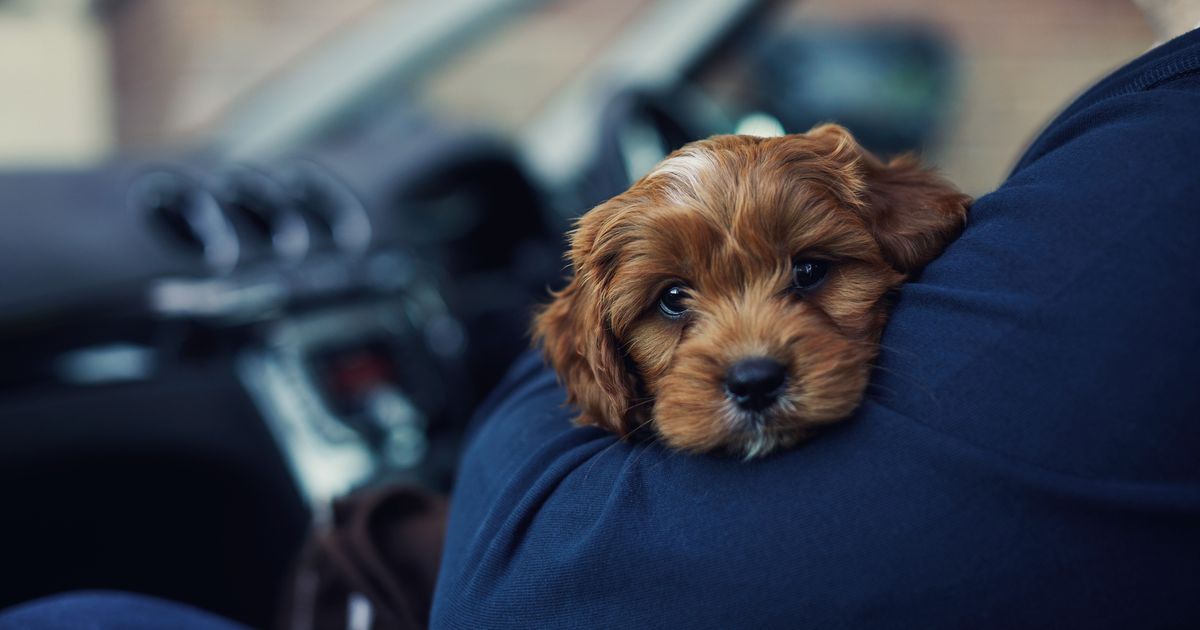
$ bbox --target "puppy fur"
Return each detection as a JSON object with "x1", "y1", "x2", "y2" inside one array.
[{"x1": 534, "y1": 124, "x2": 969, "y2": 458}]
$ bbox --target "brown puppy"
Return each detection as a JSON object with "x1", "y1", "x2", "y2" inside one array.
[{"x1": 534, "y1": 124, "x2": 969, "y2": 458}]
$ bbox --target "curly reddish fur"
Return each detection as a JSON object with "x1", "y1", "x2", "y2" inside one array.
[{"x1": 533, "y1": 124, "x2": 970, "y2": 457}]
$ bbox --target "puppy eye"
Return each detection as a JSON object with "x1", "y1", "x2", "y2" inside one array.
[
  {"x1": 658, "y1": 285, "x2": 690, "y2": 319},
  {"x1": 792, "y1": 259, "x2": 830, "y2": 292}
]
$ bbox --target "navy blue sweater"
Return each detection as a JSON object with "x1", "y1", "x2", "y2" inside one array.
[{"x1": 432, "y1": 30, "x2": 1200, "y2": 629}]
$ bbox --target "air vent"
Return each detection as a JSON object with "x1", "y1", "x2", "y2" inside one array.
[
  {"x1": 213, "y1": 166, "x2": 309, "y2": 262},
  {"x1": 280, "y1": 161, "x2": 371, "y2": 254},
  {"x1": 130, "y1": 170, "x2": 239, "y2": 272}
]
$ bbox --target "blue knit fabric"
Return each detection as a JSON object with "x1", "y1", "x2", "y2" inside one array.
[
  {"x1": 0, "y1": 592, "x2": 249, "y2": 630},
  {"x1": 432, "y1": 30, "x2": 1200, "y2": 629}
]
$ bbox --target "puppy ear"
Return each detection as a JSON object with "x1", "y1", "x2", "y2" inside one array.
[
  {"x1": 532, "y1": 208, "x2": 639, "y2": 436},
  {"x1": 808, "y1": 124, "x2": 971, "y2": 274},
  {"x1": 859, "y1": 153, "x2": 971, "y2": 273}
]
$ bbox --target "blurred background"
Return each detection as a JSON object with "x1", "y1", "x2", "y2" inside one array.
[
  {"x1": 0, "y1": 0, "x2": 1152, "y2": 192},
  {"x1": 0, "y1": 0, "x2": 1157, "y2": 627}
]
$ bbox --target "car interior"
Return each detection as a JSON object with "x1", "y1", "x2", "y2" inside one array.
[{"x1": 1, "y1": 0, "x2": 1103, "y2": 626}]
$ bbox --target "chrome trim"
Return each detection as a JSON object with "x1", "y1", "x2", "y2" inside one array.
[
  {"x1": 236, "y1": 297, "x2": 449, "y2": 506},
  {"x1": 237, "y1": 350, "x2": 374, "y2": 507}
]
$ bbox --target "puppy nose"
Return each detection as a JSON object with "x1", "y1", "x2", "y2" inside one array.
[{"x1": 724, "y1": 357, "x2": 786, "y2": 412}]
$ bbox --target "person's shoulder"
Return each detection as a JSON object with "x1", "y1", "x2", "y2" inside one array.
[
  {"x1": 1016, "y1": 86, "x2": 1200, "y2": 175},
  {"x1": 1013, "y1": 29, "x2": 1200, "y2": 175}
]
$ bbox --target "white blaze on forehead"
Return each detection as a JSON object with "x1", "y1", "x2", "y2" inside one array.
[{"x1": 646, "y1": 148, "x2": 719, "y2": 204}]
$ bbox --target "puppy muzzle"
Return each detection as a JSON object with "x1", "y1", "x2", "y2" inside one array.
[{"x1": 724, "y1": 357, "x2": 787, "y2": 412}]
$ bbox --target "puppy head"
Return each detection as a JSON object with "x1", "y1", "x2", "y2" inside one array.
[{"x1": 534, "y1": 124, "x2": 969, "y2": 457}]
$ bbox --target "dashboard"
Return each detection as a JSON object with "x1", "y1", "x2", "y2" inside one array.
[{"x1": 0, "y1": 117, "x2": 560, "y2": 626}]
